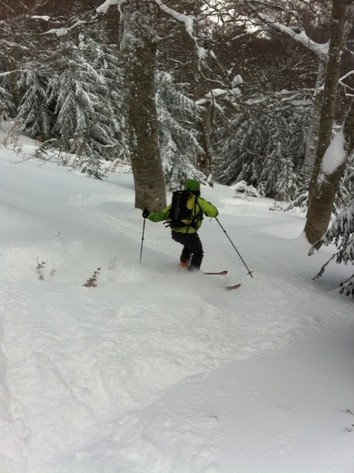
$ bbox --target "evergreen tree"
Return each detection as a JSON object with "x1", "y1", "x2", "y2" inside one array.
[
  {"x1": 0, "y1": 84, "x2": 15, "y2": 121},
  {"x1": 17, "y1": 72, "x2": 53, "y2": 139},
  {"x1": 214, "y1": 90, "x2": 312, "y2": 199},
  {"x1": 0, "y1": 60, "x2": 16, "y2": 120},
  {"x1": 156, "y1": 71, "x2": 204, "y2": 189},
  {"x1": 89, "y1": 39, "x2": 128, "y2": 164},
  {"x1": 49, "y1": 35, "x2": 124, "y2": 178},
  {"x1": 312, "y1": 197, "x2": 354, "y2": 298},
  {"x1": 334, "y1": 151, "x2": 354, "y2": 212}
]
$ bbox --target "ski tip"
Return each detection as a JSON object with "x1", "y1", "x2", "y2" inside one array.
[{"x1": 225, "y1": 283, "x2": 241, "y2": 290}]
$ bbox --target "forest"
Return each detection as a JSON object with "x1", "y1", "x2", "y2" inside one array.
[{"x1": 0, "y1": 0, "x2": 353, "y2": 297}]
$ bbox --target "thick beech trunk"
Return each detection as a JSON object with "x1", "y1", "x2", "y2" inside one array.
[
  {"x1": 121, "y1": 1, "x2": 166, "y2": 211},
  {"x1": 304, "y1": 0, "x2": 351, "y2": 243}
]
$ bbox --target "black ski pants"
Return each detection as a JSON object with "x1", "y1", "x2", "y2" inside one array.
[{"x1": 171, "y1": 230, "x2": 204, "y2": 270}]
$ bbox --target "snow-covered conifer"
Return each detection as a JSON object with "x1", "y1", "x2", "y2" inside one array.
[
  {"x1": 0, "y1": 85, "x2": 15, "y2": 121},
  {"x1": 0, "y1": 69, "x2": 15, "y2": 120},
  {"x1": 335, "y1": 153, "x2": 354, "y2": 212},
  {"x1": 313, "y1": 198, "x2": 354, "y2": 298},
  {"x1": 214, "y1": 90, "x2": 311, "y2": 199},
  {"x1": 156, "y1": 71, "x2": 204, "y2": 189},
  {"x1": 17, "y1": 72, "x2": 53, "y2": 139},
  {"x1": 50, "y1": 36, "x2": 124, "y2": 178}
]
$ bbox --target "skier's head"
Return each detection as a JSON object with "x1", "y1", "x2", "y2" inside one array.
[{"x1": 184, "y1": 179, "x2": 200, "y2": 195}]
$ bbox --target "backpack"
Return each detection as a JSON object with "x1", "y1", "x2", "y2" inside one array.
[{"x1": 166, "y1": 190, "x2": 202, "y2": 229}]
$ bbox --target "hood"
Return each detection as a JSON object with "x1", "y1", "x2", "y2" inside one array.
[{"x1": 184, "y1": 179, "x2": 200, "y2": 192}]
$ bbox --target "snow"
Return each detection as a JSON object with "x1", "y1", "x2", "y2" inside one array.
[
  {"x1": 254, "y1": 12, "x2": 329, "y2": 58},
  {"x1": 155, "y1": 0, "x2": 195, "y2": 38},
  {"x1": 31, "y1": 16, "x2": 51, "y2": 22},
  {"x1": 44, "y1": 21, "x2": 87, "y2": 37},
  {"x1": 96, "y1": 0, "x2": 121, "y2": 15},
  {"x1": 0, "y1": 131, "x2": 353, "y2": 473},
  {"x1": 196, "y1": 89, "x2": 228, "y2": 105},
  {"x1": 319, "y1": 127, "x2": 347, "y2": 179},
  {"x1": 231, "y1": 74, "x2": 243, "y2": 87},
  {"x1": 154, "y1": 1, "x2": 208, "y2": 65}
]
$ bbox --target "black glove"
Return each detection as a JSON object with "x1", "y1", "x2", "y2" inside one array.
[{"x1": 142, "y1": 207, "x2": 150, "y2": 218}]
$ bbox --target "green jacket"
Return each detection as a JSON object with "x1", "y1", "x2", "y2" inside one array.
[{"x1": 148, "y1": 196, "x2": 219, "y2": 233}]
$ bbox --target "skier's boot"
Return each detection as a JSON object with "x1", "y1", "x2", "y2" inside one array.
[{"x1": 178, "y1": 261, "x2": 189, "y2": 270}]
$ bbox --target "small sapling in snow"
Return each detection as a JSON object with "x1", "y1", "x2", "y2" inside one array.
[
  {"x1": 83, "y1": 267, "x2": 101, "y2": 288},
  {"x1": 343, "y1": 409, "x2": 354, "y2": 432},
  {"x1": 36, "y1": 261, "x2": 46, "y2": 280}
]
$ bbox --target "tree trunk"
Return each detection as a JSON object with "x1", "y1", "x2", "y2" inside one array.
[
  {"x1": 304, "y1": 0, "x2": 351, "y2": 244},
  {"x1": 303, "y1": 61, "x2": 326, "y2": 176},
  {"x1": 198, "y1": 102, "x2": 213, "y2": 176},
  {"x1": 343, "y1": 99, "x2": 354, "y2": 155},
  {"x1": 121, "y1": 1, "x2": 166, "y2": 211}
]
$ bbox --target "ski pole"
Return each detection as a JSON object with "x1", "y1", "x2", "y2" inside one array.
[
  {"x1": 216, "y1": 217, "x2": 254, "y2": 278},
  {"x1": 140, "y1": 217, "x2": 146, "y2": 263}
]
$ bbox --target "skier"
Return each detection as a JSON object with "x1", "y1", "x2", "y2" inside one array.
[{"x1": 142, "y1": 179, "x2": 219, "y2": 271}]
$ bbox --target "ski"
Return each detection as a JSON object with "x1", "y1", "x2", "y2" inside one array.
[
  {"x1": 203, "y1": 270, "x2": 240, "y2": 290},
  {"x1": 225, "y1": 283, "x2": 241, "y2": 291}
]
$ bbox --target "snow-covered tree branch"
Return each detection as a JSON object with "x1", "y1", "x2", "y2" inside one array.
[{"x1": 250, "y1": 10, "x2": 329, "y2": 59}]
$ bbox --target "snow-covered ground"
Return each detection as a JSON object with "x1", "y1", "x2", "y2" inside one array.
[{"x1": 0, "y1": 131, "x2": 353, "y2": 473}]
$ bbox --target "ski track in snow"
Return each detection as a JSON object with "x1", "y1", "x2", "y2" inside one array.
[{"x1": 0, "y1": 145, "x2": 353, "y2": 472}]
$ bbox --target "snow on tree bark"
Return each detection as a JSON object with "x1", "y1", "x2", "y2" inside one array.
[{"x1": 121, "y1": 1, "x2": 166, "y2": 211}]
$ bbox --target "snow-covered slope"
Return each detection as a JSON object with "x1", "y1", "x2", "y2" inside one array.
[{"x1": 0, "y1": 136, "x2": 353, "y2": 473}]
